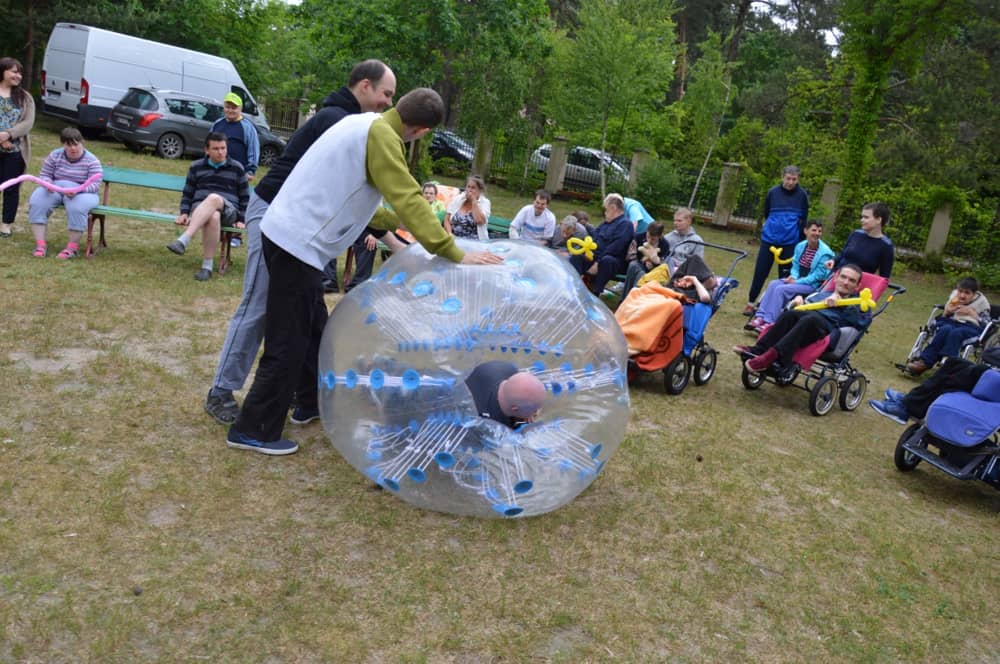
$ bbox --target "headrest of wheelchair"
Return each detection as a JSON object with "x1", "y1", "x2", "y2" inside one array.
[
  {"x1": 972, "y1": 369, "x2": 1000, "y2": 402},
  {"x1": 822, "y1": 271, "x2": 889, "y2": 301}
]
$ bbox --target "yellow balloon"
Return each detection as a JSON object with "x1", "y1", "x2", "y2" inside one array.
[
  {"x1": 567, "y1": 235, "x2": 598, "y2": 262},
  {"x1": 770, "y1": 244, "x2": 793, "y2": 265},
  {"x1": 795, "y1": 288, "x2": 876, "y2": 312}
]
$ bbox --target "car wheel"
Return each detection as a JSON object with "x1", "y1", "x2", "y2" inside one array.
[
  {"x1": 156, "y1": 132, "x2": 185, "y2": 159},
  {"x1": 260, "y1": 144, "x2": 279, "y2": 167}
]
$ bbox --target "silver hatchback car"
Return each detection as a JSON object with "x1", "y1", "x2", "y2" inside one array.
[{"x1": 107, "y1": 86, "x2": 285, "y2": 164}]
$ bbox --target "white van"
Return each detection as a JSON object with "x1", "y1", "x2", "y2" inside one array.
[{"x1": 41, "y1": 22, "x2": 268, "y2": 132}]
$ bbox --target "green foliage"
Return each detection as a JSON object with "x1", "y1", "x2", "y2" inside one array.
[
  {"x1": 543, "y1": 0, "x2": 677, "y2": 161},
  {"x1": 675, "y1": 32, "x2": 735, "y2": 165},
  {"x1": 835, "y1": 0, "x2": 969, "y2": 227},
  {"x1": 633, "y1": 159, "x2": 685, "y2": 217}
]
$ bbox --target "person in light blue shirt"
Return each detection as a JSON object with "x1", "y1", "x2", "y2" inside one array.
[{"x1": 622, "y1": 196, "x2": 654, "y2": 233}]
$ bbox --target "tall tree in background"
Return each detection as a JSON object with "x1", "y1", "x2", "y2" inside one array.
[
  {"x1": 835, "y1": 0, "x2": 966, "y2": 229},
  {"x1": 446, "y1": 0, "x2": 552, "y2": 176},
  {"x1": 545, "y1": 0, "x2": 676, "y2": 196}
]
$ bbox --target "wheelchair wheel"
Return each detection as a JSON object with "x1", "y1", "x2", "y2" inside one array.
[
  {"x1": 894, "y1": 423, "x2": 923, "y2": 471},
  {"x1": 838, "y1": 373, "x2": 867, "y2": 411},
  {"x1": 663, "y1": 355, "x2": 691, "y2": 395},
  {"x1": 808, "y1": 376, "x2": 837, "y2": 416},
  {"x1": 906, "y1": 329, "x2": 931, "y2": 362},
  {"x1": 693, "y1": 348, "x2": 717, "y2": 385},
  {"x1": 627, "y1": 359, "x2": 640, "y2": 385},
  {"x1": 741, "y1": 366, "x2": 764, "y2": 390}
]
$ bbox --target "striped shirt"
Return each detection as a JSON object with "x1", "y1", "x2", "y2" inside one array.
[
  {"x1": 179, "y1": 157, "x2": 249, "y2": 215},
  {"x1": 39, "y1": 148, "x2": 103, "y2": 193}
]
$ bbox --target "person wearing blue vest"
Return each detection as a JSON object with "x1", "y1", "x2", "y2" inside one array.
[{"x1": 745, "y1": 165, "x2": 810, "y2": 315}]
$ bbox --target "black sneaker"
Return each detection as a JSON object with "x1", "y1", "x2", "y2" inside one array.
[
  {"x1": 166, "y1": 239, "x2": 186, "y2": 255},
  {"x1": 226, "y1": 428, "x2": 298, "y2": 455},
  {"x1": 205, "y1": 391, "x2": 239, "y2": 425},
  {"x1": 322, "y1": 278, "x2": 339, "y2": 293},
  {"x1": 194, "y1": 268, "x2": 212, "y2": 281},
  {"x1": 290, "y1": 406, "x2": 320, "y2": 425}
]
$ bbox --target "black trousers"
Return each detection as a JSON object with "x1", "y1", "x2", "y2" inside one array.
[
  {"x1": 345, "y1": 232, "x2": 377, "y2": 291},
  {"x1": 233, "y1": 234, "x2": 327, "y2": 442},
  {"x1": 748, "y1": 240, "x2": 797, "y2": 303},
  {"x1": 0, "y1": 151, "x2": 26, "y2": 223},
  {"x1": 756, "y1": 309, "x2": 833, "y2": 365},
  {"x1": 902, "y1": 358, "x2": 989, "y2": 419},
  {"x1": 570, "y1": 254, "x2": 624, "y2": 295}
]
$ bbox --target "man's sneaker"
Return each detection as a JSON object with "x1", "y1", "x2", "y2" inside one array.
[
  {"x1": 230, "y1": 236, "x2": 242, "y2": 248},
  {"x1": 742, "y1": 303, "x2": 757, "y2": 317},
  {"x1": 205, "y1": 391, "x2": 239, "y2": 425},
  {"x1": 869, "y1": 399, "x2": 909, "y2": 425},
  {"x1": 322, "y1": 278, "x2": 339, "y2": 294},
  {"x1": 194, "y1": 268, "x2": 212, "y2": 281},
  {"x1": 884, "y1": 388, "x2": 906, "y2": 403},
  {"x1": 226, "y1": 428, "x2": 298, "y2": 455},
  {"x1": 166, "y1": 240, "x2": 186, "y2": 255},
  {"x1": 290, "y1": 406, "x2": 321, "y2": 425}
]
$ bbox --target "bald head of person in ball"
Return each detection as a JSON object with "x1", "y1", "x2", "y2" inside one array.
[{"x1": 465, "y1": 361, "x2": 547, "y2": 428}]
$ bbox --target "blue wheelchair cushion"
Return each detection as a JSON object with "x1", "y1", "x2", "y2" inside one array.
[
  {"x1": 926, "y1": 392, "x2": 1000, "y2": 447},
  {"x1": 971, "y1": 369, "x2": 1000, "y2": 402}
]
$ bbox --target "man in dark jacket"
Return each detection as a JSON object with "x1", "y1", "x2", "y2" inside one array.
[
  {"x1": 740, "y1": 264, "x2": 866, "y2": 374},
  {"x1": 166, "y1": 132, "x2": 249, "y2": 281},
  {"x1": 204, "y1": 60, "x2": 396, "y2": 424},
  {"x1": 570, "y1": 193, "x2": 634, "y2": 295}
]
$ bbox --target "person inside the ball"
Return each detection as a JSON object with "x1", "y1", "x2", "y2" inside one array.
[{"x1": 465, "y1": 361, "x2": 546, "y2": 428}]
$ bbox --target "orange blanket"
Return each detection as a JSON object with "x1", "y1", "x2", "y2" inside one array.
[{"x1": 614, "y1": 282, "x2": 687, "y2": 355}]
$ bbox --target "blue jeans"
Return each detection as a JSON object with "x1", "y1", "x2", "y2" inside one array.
[
  {"x1": 919, "y1": 318, "x2": 982, "y2": 366},
  {"x1": 211, "y1": 192, "x2": 270, "y2": 393}
]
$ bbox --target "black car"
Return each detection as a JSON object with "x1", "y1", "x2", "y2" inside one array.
[{"x1": 429, "y1": 129, "x2": 474, "y2": 163}]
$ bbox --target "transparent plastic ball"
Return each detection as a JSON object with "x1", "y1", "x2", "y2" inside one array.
[{"x1": 318, "y1": 239, "x2": 630, "y2": 517}]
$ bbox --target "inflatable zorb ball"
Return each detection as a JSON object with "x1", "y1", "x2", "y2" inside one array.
[{"x1": 318, "y1": 239, "x2": 630, "y2": 518}]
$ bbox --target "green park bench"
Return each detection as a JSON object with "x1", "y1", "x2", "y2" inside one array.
[{"x1": 85, "y1": 166, "x2": 246, "y2": 274}]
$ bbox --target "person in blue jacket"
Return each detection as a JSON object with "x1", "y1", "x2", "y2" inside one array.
[
  {"x1": 570, "y1": 193, "x2": 633, "y2": 295},
  {"x1": 746, "y1": 219, "x2": 834, "y2": 331},
  {"x1": 212, "y1": 92, "x2": 259, "y2": 181},
  {"x1": 745, "y1": 165, "x2": 810, "y2": 314}
]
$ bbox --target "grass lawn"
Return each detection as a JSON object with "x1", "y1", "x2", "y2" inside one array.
[{"x1": 1, "y1": 115, "x2": 998, "y2": 662}]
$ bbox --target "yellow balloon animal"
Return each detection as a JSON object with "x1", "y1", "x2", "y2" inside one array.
[
  {"x1": 769, "y1": 245, "x2": 793, "y2": 265},
  {"x1": 567, "y1": 235, "x2": 598, "y2": 262},
  {"x1": 794, "y1": 288, "x2": 876, "y2": 313}
]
